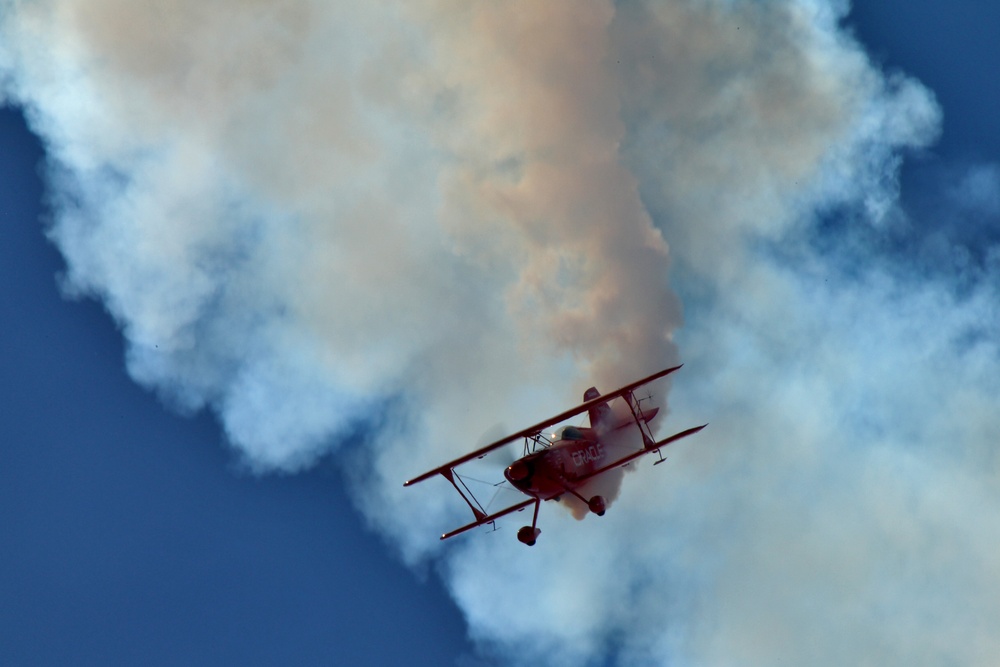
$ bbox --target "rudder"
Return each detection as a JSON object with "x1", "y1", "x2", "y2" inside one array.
[{"x1": 583, "y1": 387, "x2": 612, "y2": 427}]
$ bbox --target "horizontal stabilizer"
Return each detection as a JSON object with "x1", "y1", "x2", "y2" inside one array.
[{"x1": 607, "y1": 406, "x2": 659, "y2": 432}]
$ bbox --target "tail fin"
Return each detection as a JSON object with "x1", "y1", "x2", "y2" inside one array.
[{"x1": 583, "y1": 387, "x2": 612, "y2": 427}]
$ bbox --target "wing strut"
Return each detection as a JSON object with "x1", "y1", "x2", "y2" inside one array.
[
  {"x1": 441, "y1": 468, "x2": 487, "y2": 522},
  {"x1": 440, "y1": 498, "x2": 536, "y2": 540}
]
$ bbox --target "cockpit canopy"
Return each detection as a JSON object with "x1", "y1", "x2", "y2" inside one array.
[{"x1": 553, "y1": 425, "x2": 585, "y2": 441}]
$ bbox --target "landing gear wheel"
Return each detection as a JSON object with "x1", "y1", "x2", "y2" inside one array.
[
  {"x1": 588, "y1": 495, "x2": 606, "y2": 516},
  {"x1": 517, "y1": 526, "x2": 541, "y2": 546}
]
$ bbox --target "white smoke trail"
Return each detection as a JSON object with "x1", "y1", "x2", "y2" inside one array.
[{"x1": 5, "y1": 1, "x2": 1000, "y2": 666}]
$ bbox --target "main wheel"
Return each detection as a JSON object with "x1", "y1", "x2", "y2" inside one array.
[
  {"x1": 588, "y1": 495, "x2": 606, "y2": 516},
  {"x1": 517, "y1": 526, "x2": 541, "y2": 546}
]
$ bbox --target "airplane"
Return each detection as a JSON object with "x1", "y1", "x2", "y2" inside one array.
[{"x1": 404, "y1": 365, "x2": 706, "y2": 546}]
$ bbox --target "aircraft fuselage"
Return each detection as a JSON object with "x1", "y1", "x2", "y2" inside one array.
[{"x1": 504, "y1": 428, "x2": 611, "y2": 500}]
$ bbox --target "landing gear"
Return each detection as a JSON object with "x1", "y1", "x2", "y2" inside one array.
[
  {"x1": 561, "y1": 484, "x2": 607, "y2": 517},
  {"x1": 587, "y1": 495, "x2": 606, "y2": 516},
  {"x1": 517, "y1": 526, "x2": 541, "y2": 546},
  {"x1": 517, "y1": 498, "x2": 542, "y2": 546}
]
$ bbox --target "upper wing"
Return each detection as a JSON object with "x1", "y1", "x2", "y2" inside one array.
[{"x1": 403, "y1": 364, "x2": 683, "y2": 487}]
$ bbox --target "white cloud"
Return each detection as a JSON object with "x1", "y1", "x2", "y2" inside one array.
[{"x1": 950, "y1": 163, "x2": 1000, "y2": 218}]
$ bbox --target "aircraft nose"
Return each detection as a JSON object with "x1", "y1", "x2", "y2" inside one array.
[{"x1": 505, "y1": 460, "x2": 530, "y2": 484}]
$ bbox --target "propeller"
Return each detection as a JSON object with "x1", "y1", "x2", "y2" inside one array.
[
  {"x1": 464, "y1": 423, "x2": 525, "y2": 512},
  {"x1": 474, "y1": 423, "x2": 521, "y2": 468}
]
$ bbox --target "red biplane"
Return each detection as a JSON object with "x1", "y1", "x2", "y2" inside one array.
[{"x1": 404, "y1": 365, "x2": 706, "y2": 545}]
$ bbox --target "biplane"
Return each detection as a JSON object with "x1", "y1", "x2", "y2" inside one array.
[{"x1": 404, "y1": 365, "x2": 706, "y2": 545}]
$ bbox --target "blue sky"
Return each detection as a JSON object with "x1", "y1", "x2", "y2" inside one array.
[
  {"x1": 2, "y1": 3, "x2": 1000, "y2": 666},
  {"x1": 0, "y1": 111, "x2": 471, "y2": 664}
]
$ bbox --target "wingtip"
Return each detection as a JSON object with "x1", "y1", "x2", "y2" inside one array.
[{"x1": 664, "y1": 363, "x2": 683, "y2": 376}]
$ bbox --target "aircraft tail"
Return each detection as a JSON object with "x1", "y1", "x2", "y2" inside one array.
[
  {"x1": 583, "y1": 387, "x2": 612, "y2": 427},
  {"x1": 585, "y1": 387, "x2": 660, "y2": 431}
]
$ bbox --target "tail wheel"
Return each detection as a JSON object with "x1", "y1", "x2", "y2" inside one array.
[
  {"x1": 588, "y1": 495, "x2": 606, "y2": 516},
  {"x1": 517, "y1": 526, "x2": 541, "y2": 546}
]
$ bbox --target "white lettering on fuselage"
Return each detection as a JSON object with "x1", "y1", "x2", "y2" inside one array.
[{"x1": 571, "y1": 443, "x2": 605, "y2": 468}]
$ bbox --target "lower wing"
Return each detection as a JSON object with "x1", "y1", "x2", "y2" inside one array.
[{"x1": 576, "y1": 424, "x2": 707, "y2": 484}]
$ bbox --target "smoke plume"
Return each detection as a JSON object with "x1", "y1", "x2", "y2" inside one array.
[{"x1": 6, "y1": 1, "x2": 1000, "y2": 665}]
